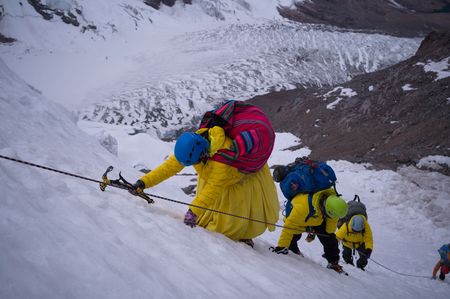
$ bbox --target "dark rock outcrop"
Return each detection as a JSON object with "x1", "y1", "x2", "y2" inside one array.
[
  {"x1": 27, "y1": 0, "x2": 79, "y2": 26},
  {"x1": 144, "y1": 0, "x2": 192, "y2": 9},
  {"x1": 0, "y1": 32, "x2": 15, "y2": 43},
  {"x1": 278, "y1": 0, "x2": 450, "y2": 37},
  {"x1": 249, "y1": 31, "x2": 450, "y2": 173}
]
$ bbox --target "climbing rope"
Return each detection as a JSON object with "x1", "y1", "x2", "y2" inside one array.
[
  {"x1": 369, "y1": 257, "x2": 431, "y2": 278},
  {"x1": 0, "y1": 154, "x2": 317, "y2": 234},
  {"x1": 351, "y1": 248, "x2": 432, "y2": 279},
  {"x1": 0, "y1": 154, "x2": 438, "y2": 279}
]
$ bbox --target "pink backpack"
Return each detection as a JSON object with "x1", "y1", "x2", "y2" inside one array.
[{"x1": 199, "y1": 100, "x2": 275, "y2": 173}]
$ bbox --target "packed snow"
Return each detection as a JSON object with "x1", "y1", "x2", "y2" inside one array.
[
  {"x1": 323, "y1": 87, "x2": 357, "y2": 110},
  {"x1": 1, "y1": 56, "x2": 449, "y2": 299},
  {"x1": 416, "y1": 57, "x2": 450, "y2": 81},
  {"x1": 417, "y1": 155, "x2": 450, "y2": 171},
  {"x1": 1, "y1": 1, "x2": 449, "y2": 298},
  {"x1": 402, "y1": 83, "x2": 417, "y2": 91}
]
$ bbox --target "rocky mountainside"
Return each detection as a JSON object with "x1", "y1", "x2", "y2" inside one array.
[
  {"x1": 279, "y1": 0, "x2": 450, "y2": 37},
  {"x1": 249, "y1": 31, "x2": 450, "y2": 173}
]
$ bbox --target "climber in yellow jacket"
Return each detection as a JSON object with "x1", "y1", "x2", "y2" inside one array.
[
  {"x1": 336, "y1": 214, "x2": 373, "y2": 270},
  {"x1": 271, "y1": 189, "x2": 348, "y2": 273},
  {"x1": 130, "y1": 126, "x2": 280, "y2": 246}
]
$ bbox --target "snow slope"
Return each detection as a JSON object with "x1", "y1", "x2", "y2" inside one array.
[{"x1": 1, "y1": 60, "x2": 449, "y2": 299}]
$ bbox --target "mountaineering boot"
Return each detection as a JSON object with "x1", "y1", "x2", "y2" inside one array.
[
  {"x1": 357, "y1": 265, "x2": 365, "y2": 271},
  {"x1": 327, "y1": 262, "x2": 346, "y2": 275},
  {"x1": 239, "y1": 239, "x2": 254, "y2": 248},
  {"x1": 439, "y1": 271, "x2": 445, "y2": 281}
]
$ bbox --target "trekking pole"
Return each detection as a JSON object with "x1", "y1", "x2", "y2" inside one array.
[{"x1": 0, "y1": 154, "x2": 330, "y2": 235}]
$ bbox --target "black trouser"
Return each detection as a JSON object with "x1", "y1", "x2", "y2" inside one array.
[
  {"x1": 289, "y1": 234, "x2": 302, "y2": 255},
  {"x1": 288, "y1": 222, "x2": 340, "y2": 263},
  {"x1": 342, "y1": 244, "x2": 369, "y2": 268}
]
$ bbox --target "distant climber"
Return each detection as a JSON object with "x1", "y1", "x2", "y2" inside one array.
[
  {"x1": 271, "y1": 190, "x2": 348, "y2": 274},
  {"x1": 336, "y1": 214, "x2": 373, "y2": 271},
  {"x1": 432, "y1": 243, "x2": 450, "y2": 281}
]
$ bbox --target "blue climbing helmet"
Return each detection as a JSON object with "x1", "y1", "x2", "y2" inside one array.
[
  {"x1": 174, "y1": 132, "x2": 210, "y2": 166},
  {"x1": 351, "y1": 215, "x2": 365, "y2": 232}
]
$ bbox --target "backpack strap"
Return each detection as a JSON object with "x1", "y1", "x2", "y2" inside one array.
[
  {"x1": 284, "y1": 199, "x2": 293, "y2": 217},
  {"x1": 333, "y1": 184, "x2": 341, "y2": 196},
  {"x1": 304, "y1": 193, "x2": 316, "y2": 222}
]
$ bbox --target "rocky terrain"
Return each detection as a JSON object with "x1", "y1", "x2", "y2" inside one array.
[
  {"x1": 249, "y1": 31, "x2": 450, "y2": 173},
  {"x1": 279, "y1": 0, "x2": 450, "y2": 37}
]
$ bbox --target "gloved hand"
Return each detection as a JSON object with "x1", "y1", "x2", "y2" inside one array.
[
  {"x1": 270, "y1": 246, "x2": 289, "y2": 255},
  {"x1": 184, "y1": 209, "x2": 197, "y2": 228},
  {"x1": 365, "y1": 249, "x2": 372, "y2": 259},
  {"x1": 129, "y1": 179, "x2": 145, "y2": 196}
]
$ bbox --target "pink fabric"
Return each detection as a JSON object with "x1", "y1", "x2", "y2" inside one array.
[{"x1": 200, "y1": 101, "x2": 275, "y2": 173}]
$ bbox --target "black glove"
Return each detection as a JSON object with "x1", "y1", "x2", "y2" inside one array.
[
  {"x1": 129, "y1": 179, "x2": 145, "y2": 196},
  {"x1": 365, "y1": 249, "x2": 372, "y2": 259},
  {"x1": 270, "y1": 246, "x2": 289, "y2": 255}
]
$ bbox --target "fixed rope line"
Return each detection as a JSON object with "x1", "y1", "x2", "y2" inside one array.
[
  {"x1": 0, "y1": 154, "x2": 436, "y2": 278},
  {"x1": 352, "y1": 249, "x2": 431, "y2": 279},
  {"x1": 0, "y1": 154, "x2": 323, "y2": 235},
  {"x1": 368, "y1": 257, "x2": 431, "y2": 278}
]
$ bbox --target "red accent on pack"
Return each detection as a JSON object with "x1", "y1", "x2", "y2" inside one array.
[
  {"x1": 442, "y1": 265, "x2": 450, "y2": 275},
  {"x1": 199, "y1": 100, "x2": 275, "y2": 173}
]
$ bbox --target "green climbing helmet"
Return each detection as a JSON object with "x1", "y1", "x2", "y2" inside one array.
[{"x1": 325, "y1": 195, "x2": 348, "y2": 220}]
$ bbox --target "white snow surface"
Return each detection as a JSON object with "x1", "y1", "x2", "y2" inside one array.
[
  {"x1": 1, "y1": 58, "x2": 450, "y2": 299},
  {"x1": 388, "y1": 0, "x2": 407, "y2": 10},
  {"x1": 416, "y1": 57, "x2": 450, "y2": 81},
  {"x1": 417, "y1": 155, "x2": 450, "y2": 170},
  {"x1": 324, "y1": 86, "x2": 357, "y2": 109},
  {"x1": 402, "y1": 83, "x2": 417, "y2": 91},
  {"x1": 1, "y1": 1, "x2": 449, "y2": 298}
]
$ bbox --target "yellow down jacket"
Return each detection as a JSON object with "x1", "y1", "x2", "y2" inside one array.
[
  {"x1": 140, "y1": 126, "x2": 280, "y2": 241},
  {"x1": 277, "y1": 188, "x2": 338, "y2": 248},
  {"x1": 336, "y1": 215, "x2": 373, "y2": 250}
]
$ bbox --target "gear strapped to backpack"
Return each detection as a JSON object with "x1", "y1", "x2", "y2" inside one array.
[
  {"x1": 199, "y1": 100, "x2": 275, "y2": 173},
  {"x1": 273, "y1": 157, "x2": 338, "y2": 219},
  {"x1": 273, "y1": 157, "x2": 337, "y2": 200},
  {"x1": 337, "y1": 194, "x2": 367, "y2": 228}
]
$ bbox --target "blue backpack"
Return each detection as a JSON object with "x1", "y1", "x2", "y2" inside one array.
[
  {"x1": 275, "y1": 158, "x2": 337, "y2": 200},
  {"x1": 439, "y1": 244, "x2": 450, "y2": 263}
]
